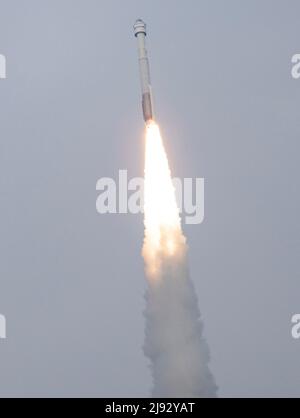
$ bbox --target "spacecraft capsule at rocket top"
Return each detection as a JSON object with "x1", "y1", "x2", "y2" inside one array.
[{"x1": 134, "y1": 19, "x2": 154, "y2": 124}]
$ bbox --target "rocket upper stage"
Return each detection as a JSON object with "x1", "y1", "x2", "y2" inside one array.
[{"x1": 134, "y1": 19, "x2": 154, "y2": 123}]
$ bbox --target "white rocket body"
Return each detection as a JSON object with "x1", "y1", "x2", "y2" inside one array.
[{"x1": 134, "y1": 19, "x2": 154, "y2": 123}]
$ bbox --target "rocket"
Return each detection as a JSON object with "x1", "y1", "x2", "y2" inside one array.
[{"x1": 134, "y1": 19, "x2": 154, "y2": 124}]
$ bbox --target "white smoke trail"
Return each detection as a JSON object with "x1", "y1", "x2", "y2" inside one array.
[{"x1": 142, "y1": 122, "x2": 217, "y2": 398}]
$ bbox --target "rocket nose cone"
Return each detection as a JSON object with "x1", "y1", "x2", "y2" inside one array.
[{"x1": 134, "y1": 19, "x2": 147, "y2": 36}]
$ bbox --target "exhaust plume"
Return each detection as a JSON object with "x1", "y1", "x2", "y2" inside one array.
[{"x1": 142, "y1": 122, "x2": 217, "y2": 397}]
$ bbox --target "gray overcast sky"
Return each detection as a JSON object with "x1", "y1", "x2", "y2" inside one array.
[{"x1": 0, "y1": 0, "x2": 299, "y2": 397}]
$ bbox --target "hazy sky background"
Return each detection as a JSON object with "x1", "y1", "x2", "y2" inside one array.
[{"x1": 0, "y1": 0, "x2": 299, "y2": 397}]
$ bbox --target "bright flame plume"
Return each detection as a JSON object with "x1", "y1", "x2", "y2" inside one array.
[
  {"x1": 142, "y1": 121, "x2": 218, "y2": 397},
  {"x1": 142, "y1": 121, "x2": 186, "y2": 279}
]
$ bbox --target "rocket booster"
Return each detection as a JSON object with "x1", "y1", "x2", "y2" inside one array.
[{"x1": 134, "y1": 19, "x2": 154, "y2": 124}]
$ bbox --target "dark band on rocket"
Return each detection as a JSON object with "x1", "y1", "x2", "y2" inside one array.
[{"x1": 142, "y1": 92, "x2": 153, "y2": 122}]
